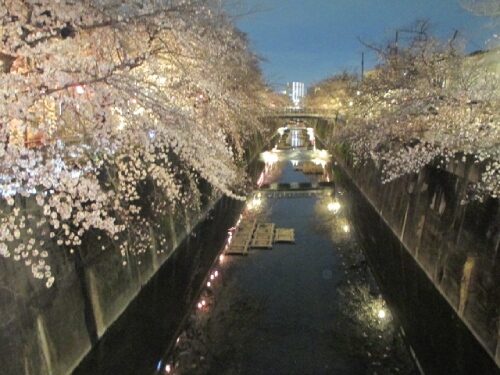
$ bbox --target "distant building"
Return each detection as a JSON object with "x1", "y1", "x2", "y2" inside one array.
[{"x1": 286, "y1": 81, "x2": 305, "y2": 107}]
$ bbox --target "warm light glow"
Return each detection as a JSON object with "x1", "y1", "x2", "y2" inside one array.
[
  {"x1": 311, "y1": 149, "x2": 330, "y2": 168},
  {"x1": 378, "y1": 309, "x2": 386, "y2": 319},
  {"x1": 210, "y1": 274, "x2": 215, "y2": 280},
  {"x1": 201, "y1": 299, "x2": 206, "y2": 306},
  {"x1": 317, "y1": 149, "x2": 329, "y2": 158},
  {"x1": 219, "y1": 254, "x2": 225, "y2": 262},
  {"x1": 327, "y1": 201, "x2": 341, "y2": 213},
  {"x1": 312, "y1": 158, "x2": 327, "y2": 168},
  {"x1": 165, "y1": 363, "x2": 172, "y2": 373},
  {"x1": 197, "y1": 302, "x2": 203, "y2": 309},
  {"x1": 261, "y1": 151, "x2": 278, "y2": 166},
  {"x1": 207, "y1": 281, "x2": 211, "y2": 287},
  {"x1": 214, "y1": 271, "x2": 219, "y2": 277},
  {"x1": 247, "y1": 194, "x2": 262, "y2": 211},
  {"x1": 342, "y1": 224, "x2": 350, "y2": 233}
]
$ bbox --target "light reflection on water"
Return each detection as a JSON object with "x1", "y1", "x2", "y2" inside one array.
[{"x1": 156, "y1": 128, "x2": 416, "y2": 375}]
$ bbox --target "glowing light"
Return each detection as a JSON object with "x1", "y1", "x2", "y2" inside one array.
[
  {"x1": 342, "y1": 224, "x2": 350, "y2": 233},
  {"x1": 312, "y1": 158, "x2": 327, "y2": 168},
  {"x1": 201, "y1": 300, "x2": 206, "y2": 306},
  {"x1": 219, "y1": 254, "x2": 225, "y2": 262},
  {"x1": 207, "y1": 281, "x2": 211, "y2": 287},
  {"x1": 378, "y1": 309, "x2": 386, "y2": 319},
  {"x1": 261, "y1": 151, "x2": 278, "y2": 166},
  {"x1": 317, "y1": 149, "x2": 329, "y2": 158},
  {"x1": 210, "y1": 274, "x2": 215, "y2": 280},
  {"x1": 165, "y1": 363, "x2": 172, "y2": 373},
  {"x1": 197, "y1": 302, "x2": 203, "y2": 309},
  {"x1": 311, "y1": 149, "x2": 330, "y2": 168},
  {"x1": 291, "y1": 160, "x2": 299, "y2": 167},
  {"x1": 246, "y1": 195, "x2": 262, "y2": 211},
  {"x1": 327, "y1": 201, "x2": 341, "y2": 213},
  {"x1": 214, "y1": 271, "x2": 219, "y2": 278},
  {"x1": 75, "y1": 85, "x2": 85, "y2": 94}
]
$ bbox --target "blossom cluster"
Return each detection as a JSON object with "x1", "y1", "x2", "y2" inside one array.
[
  {"x1": 0, "y1": 0, "x2": 275, "y2": 286},
  {"x1": 307, "y1": 35, "x2": 499, "y2": 200}
]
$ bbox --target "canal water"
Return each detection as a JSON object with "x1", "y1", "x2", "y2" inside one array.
[{"x1": 157, "y1": 128, "x2": 418, "y2": 374}]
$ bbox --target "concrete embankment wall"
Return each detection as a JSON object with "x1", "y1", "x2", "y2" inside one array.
[
  {"x1": 1, "y1": 196, "x2": 206, "y2": 375},
  {"x1": 0, "y1": 127, "x2": 272, "y2": 375},
  {"x1": 330, "y1": 146, "x2": 499, "y2": 372}
]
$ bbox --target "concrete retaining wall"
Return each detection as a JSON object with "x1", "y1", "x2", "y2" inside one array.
[
  {"x1": 333, "y1": 151, "x2": 499, "y2": 370},
  {"x1": 0, "y1": 127, "x2": 272, "y2": 375}
]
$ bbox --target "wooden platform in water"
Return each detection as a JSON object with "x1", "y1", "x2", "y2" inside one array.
[
  {"x1": 226, "y1": 221, "x2": 296, "y2": 254},
  {"x1": 250, "y1": 223, "x2": 275, "y2": 249},
  {"x1": 274, "y1": 228, "x2": 295, "y2": 243},
  {"x1": 225, "y1": 220, "x2": 257, "y2": 255}
]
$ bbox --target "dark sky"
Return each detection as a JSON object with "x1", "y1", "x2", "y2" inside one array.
[{"x1": 226, "y1": 0, "x2": 498, "y2": 89}]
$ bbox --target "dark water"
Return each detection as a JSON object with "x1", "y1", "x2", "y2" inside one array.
[
  {"x1": 159, "y1": 142, "x2": 418, "y2": 374},
  {"x1": 75, "y1": 127, "x2": 497, "y2": 375}
]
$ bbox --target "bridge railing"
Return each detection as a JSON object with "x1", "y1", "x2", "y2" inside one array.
[{"x1": 263, "y1": 107, "x2": 339, "y2": 118}]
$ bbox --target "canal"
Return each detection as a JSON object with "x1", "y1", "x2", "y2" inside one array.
[{"x1": 155, "y1": 127, "x2": 419, "y2": 374}]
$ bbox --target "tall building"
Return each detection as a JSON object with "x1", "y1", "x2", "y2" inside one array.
[{"x1": 287, "y1": 81, "x2": 305, "y2": 107}]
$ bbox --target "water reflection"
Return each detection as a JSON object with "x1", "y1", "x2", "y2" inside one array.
[
  {"x1": 154, "y1": 127, "x2": 416, "y2": 374},
  {"x1": 289, "y1": 129, "x2": 303, "y2": 147}
]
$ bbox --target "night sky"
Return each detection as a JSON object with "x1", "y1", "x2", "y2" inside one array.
[{"x1": 226, "y1": 0, "x2": 498, "y2": 89}]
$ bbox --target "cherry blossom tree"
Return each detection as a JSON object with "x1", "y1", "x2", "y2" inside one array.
[
  {"x1": 0, "y1": 0, "x2": 272, "y2": 286},
  {"x1": 307, "y1": 26, "x2": 499, "y2": 201}
]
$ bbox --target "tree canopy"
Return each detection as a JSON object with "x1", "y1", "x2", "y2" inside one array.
[{"x1": 0, "y1": 0, "x2": 275, "y2": 286}]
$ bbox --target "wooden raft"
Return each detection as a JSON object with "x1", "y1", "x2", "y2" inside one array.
[
  {"x1": 250, "y1": 223, "x2": 275, "y2": 249},
  {"x1": 274, "y1": 228, "x2": 295, "y2": 243},
  {"x1": 225, "y1": 220, "x2": 257, "y2": 255}
]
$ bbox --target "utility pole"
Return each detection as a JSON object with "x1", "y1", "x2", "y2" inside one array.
[
  {"x1": 395, "y1": 30, "x2": 399, "y2": 55},
  {"x1": 361, "y1": 52, "x2": 365, "y2": 81}
]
